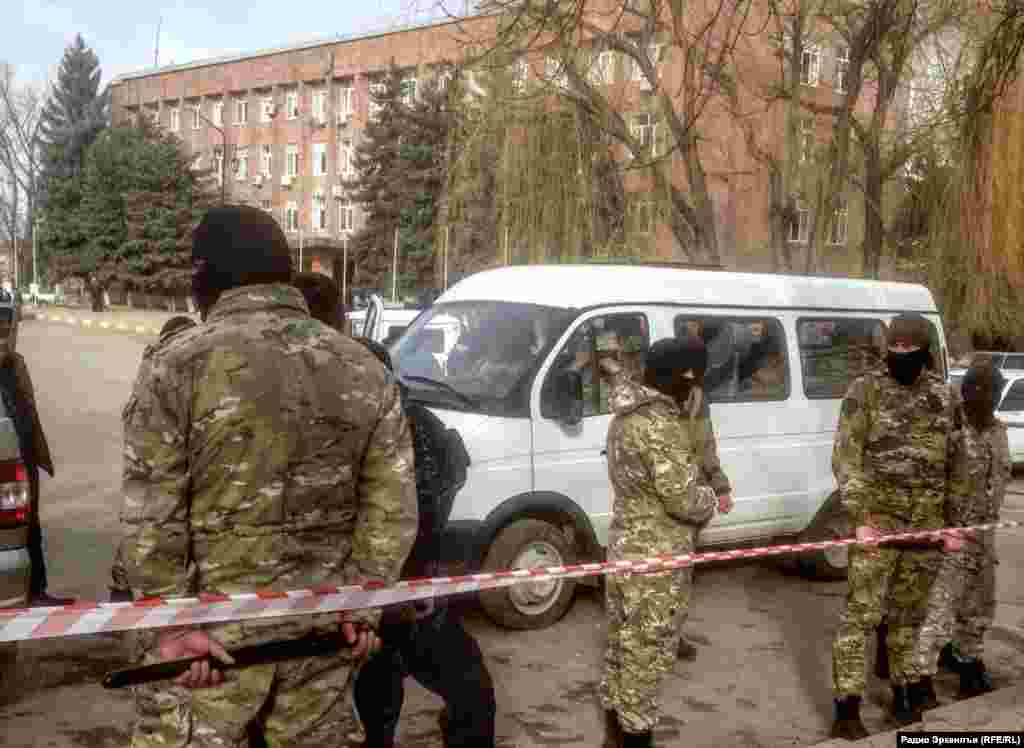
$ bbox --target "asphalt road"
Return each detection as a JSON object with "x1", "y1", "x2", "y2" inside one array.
[{"x1": 2, "y1": 318, "x2": 1023, "y2": 748}]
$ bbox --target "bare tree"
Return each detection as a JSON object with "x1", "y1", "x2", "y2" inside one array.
[
  {"x1": 0, "y1": 64, "x2": 47, "y2": 284},
  {"x1": 441, "y1": 0, "x2": 764, "y2": 266}
]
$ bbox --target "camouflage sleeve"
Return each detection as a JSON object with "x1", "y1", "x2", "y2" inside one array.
[
  {"x1": 119, "y1": 355, "x2": 193, "y2": 598},
  {"x1": 637, "y1": 414, "x2": 717, "y2": 525},
  {"x1": 944, "y1": 403, "x2": 970, "y2": 527},
  {"x1": 992, "y1": 424, "x2": 1012, "y2": 517},
  {"x1": 348, "y1": 379, "x2": 418, "y2": 628},
  {"x1": 696, "y1": 401, "x2": 731, "y2": 496},
  {"x1": 832, "y1": 376, "x2": 872, "y2": 526}
]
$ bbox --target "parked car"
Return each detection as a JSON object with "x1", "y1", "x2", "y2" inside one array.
[
  {"x1": 389, "y1": 264, "x2": 950, "y2": 629},
  {"x1": 995, "y1": 373, "x2": 1024, "y2": 466},
  {"x1": 969, "y1": 351, "x2": 1024, "y2": 371}
]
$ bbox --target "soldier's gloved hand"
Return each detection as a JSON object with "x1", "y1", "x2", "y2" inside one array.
[
  {"x1": 941, "y1": 531, "x2": 964, "y2": 553},
  {"x1": 156, "y1": 629, "x2": 235, "y2": 689},
  {"x1": 717, "y1": 493, "x2": 734, "y2": 514},
  {"x1": 341, "y1": 620, "x2": 380, "y2": 660},
  {"x1": 855, "y1": 525, "x2": 881, "y2": 544}
]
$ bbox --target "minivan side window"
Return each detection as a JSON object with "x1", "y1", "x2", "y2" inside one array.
[
  {"x1": 672, "y1": 315, "x2": 789, "y2": 402},
  {"x1": 541, "y1": 313, "x2": 649, "y2": 418},
  {"x1": 999, "y1": 380, "x2": 1024, "y2": 413},
  {"x1": 797, "y1": 318, "x2": 886, "y2": 399}
]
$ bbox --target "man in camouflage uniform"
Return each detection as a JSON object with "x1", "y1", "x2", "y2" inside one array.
[
  {"x1": 911, "y1": 361, "x2": 1010, "y2": 702},
  {"x1": 116, "y1": 205, "x2": 418, "y2": 748},
  {"x1": 830, "y1": 313, "x2": 966, "y2": 740},
  {"x1": 599, "y1": 337, "x2": 718, "y2": 748}
]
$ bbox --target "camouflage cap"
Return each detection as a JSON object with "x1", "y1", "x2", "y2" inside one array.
[{"x1": 886, "y1": 313, "x2": 931, "y2": 350}]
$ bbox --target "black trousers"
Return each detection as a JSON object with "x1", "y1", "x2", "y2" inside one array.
[
  {"x1": 26, "y1": 465, "x2": 47, "y2": 596},
  {"x1": 354, "y1": 605, "x2": 496, "y2": 748}
]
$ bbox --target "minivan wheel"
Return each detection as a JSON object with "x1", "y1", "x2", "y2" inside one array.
[
  {"x1": 478, "y1": 518, "x2": 577, "y2": 630},
  {"x1": 799, "y1": 494, "x2": 850, "y2": 581}
]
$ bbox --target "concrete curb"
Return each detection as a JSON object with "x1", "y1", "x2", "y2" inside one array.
[
  {"x1": 30, "y1": 311, "x2": 162, "y2": 336},
  {"x1": 812, "y1": 683, "x2": 1024, "y2": 746}
]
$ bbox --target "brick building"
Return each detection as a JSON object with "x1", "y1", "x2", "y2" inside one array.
[{"x1": 109, "y1": 10, "x2": 905, "y2": 284}]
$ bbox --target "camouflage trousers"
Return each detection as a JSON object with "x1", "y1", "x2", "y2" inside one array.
[
  {"x1": 833, "y1": 545, "x2": 941, "y2": 696},
  {"x1": 130, "y1": 651, "x2": 361, "y2": 748},
  {"x1": 600, "y1": 567, "x2": 691, "y2": 734},
  {"x1": 912, "y1": 543, "x2": 997, "y2": 676}
]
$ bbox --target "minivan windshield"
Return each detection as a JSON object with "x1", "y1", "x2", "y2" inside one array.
[{"x1": 391, "y1": 301, "x2": 575, "y2": 410}]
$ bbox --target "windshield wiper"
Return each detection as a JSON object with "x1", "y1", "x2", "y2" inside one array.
[{"x1": 402, "y1": 376, "x2": 477, "y2": 408}]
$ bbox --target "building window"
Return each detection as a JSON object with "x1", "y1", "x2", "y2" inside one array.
[
  {"x1": 337, "y1": 85, "x2": 354, "y2": 121},
  {"x1": 286, "y1": 90, "x2": 299, "y2": 119},
  {"x1": 512, "y1": 57, "x2": 528, "y2": 92},
  {"x1": 339, "y1": 202, "x2": 355, "y2": 233},
  {"x1": 801, "y1": 44, "x2": 821, "y2": 86},
  {"x1": 629, "y1": 199, "x2": 655, "y2": 236},
  {"x1": 214, "y1": 151, "x2": 224, "y2": 185},
  {"x1": 437, "y1": 69, "x2": 454, "y2": 92},
  {"x1": 799, "y1": 117, "x2": 815, "y2": 164},
  {"x1": 169, "y1": 107, "x2": 180, "y2": 132},
  {"x1": 286, "y1": 144, "x2": 299, "y2": 177},
  {"x1": 235, "y1": 98, "x2": 248, "y2": 125},
  {"x1": 835, "y1": 45, "x2": 850, "y2": 93},
  {"x1": 830, "y1": 195, "x2": 849, "y2": 245},
  {"x1": 285, "y1": 201, "x2": 299, "y2": 232},
  {"x1": 313, "y1": 89, "x2": 327, "y2": 124},
  {"x1": 589, "y1": 50, "x2": 614, "y2": 86},
  {"x1": 191, "y1": 105, "x2": 201, "y2": 130},
  {"x1": 212, "y1": 100, "x2": 224, "y2": 127},
  {"x1": 260, "y1": 199, "x2": 272, "y2": 213},
  {"x1": 312, "y1": 192, "x2": 327, "y2": 233},
  {"x1": 338, "y1": 139, "x2": 354, "y2": 178},
  {"x1": 631, "y1": 112, "x2": 658, "y2": 155},
  {"x1": 401, "y1": 77, "x2": 418, "y2": 107},
  {"x1": 789, "y1": 199, "x2": 810, "y2": 243},
  {"x1": 190, "y1": 152, "x2": 202, "y2": 171},
  {"x1": 312, "y1": 143, "x2": 327, "y2": 177},
  {"x1": 369, "y1": 82, "x2": 386, "y2": 121},
  {"x1": 260, "y1": 96, "x2": 275, "y2": 122},
  {"x1": 260, "y1": 144, "x2": 273, "y2": 177},
  {"x1": 235, "y1": 147, "x2": 249, "y2": 180}
]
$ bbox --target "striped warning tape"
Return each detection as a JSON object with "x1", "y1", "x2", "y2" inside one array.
[
  {"x1": 32, "y1": 311, "x2": 180, "y2": 337},
  {"x1": 0, "y1": 521, "x2": 1020, "y2": 643}
]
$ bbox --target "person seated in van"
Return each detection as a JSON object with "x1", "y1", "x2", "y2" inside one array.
[
  {"x1": 739, "y1": 321, "x2": 786, "y2": 398},
  {"x1": 457, "y1": 319, "x2": 536, "y2": 397},
  {"x1": 0, "y1": 316, "x2": 68, "y2": 606},
  {"x1": 674, "y1": 317, "x2": 733, "y2": 397}
]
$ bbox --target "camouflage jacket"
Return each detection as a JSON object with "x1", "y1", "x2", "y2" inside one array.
[
  {"x1": 117, "y1": 284, "x2": 417, "y2": 645},
  {"x1": 832, "y1": 366, "x2": 966, "y2": 530},
  {"x1": 605, "y1": 375, "x2": 718, "y2": 560},
  {"x1": 690, "y1": 394, "x2": 731, "y2": 497},
  {"x1": 948, "y1": 420, "x2": 1011, "y2": 552}
]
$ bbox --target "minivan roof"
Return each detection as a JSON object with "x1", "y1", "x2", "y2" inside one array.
[{"x1": 438, "y1": 265, "x2": 939, "y2": 314}]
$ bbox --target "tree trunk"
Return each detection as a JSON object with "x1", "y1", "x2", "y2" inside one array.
[
  {"x1": 864, "y1": 142, "x2": 884, "y2": 279},
  {"x1": 86, "y1": 277, "x2": 106, "y2": 312}
]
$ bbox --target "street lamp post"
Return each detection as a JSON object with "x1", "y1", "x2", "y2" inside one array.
[{"x1": 196, "y1": 109, "x2": 230, "y2": 204}]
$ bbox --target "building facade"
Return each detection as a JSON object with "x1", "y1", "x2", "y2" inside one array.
[{"x1": 110, "y1": 10, "x2": 904, "y2": 285}]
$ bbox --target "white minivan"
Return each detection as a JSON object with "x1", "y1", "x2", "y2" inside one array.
[{"x1": 388, "y1": 264, "x2": 949, "y2": 630}]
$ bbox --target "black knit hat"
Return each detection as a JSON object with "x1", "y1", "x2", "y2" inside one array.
[
  {"x1": 192, "y1": 205, "x2": 293, "y2": 307},
  {"x1": 645, "y1": 335, "x2": 707, "y2": 391},
  {"x1": 887, "y1": 313, "x2": 932, "y2": 350}
]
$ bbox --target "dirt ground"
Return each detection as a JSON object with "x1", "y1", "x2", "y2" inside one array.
[{"x1": 2, "y1": 319, "x2": 1023, "y2": 748}]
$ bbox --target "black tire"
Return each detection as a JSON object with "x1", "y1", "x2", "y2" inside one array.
[
  {"x1": 478, "y1": 518, "x2": 577, "y2": 630},
  {"x1": 799, "y1": 492, "x2": 851, "y2": 581}
]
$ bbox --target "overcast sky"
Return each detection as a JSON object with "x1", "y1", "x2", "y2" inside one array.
[{"x1": 8, "y1": 0, "x2": 467, "y2": 89}]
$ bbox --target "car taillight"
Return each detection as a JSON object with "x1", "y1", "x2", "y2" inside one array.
[{"x1": 0, "y1": 460, "x2": 29, "y2": 526}]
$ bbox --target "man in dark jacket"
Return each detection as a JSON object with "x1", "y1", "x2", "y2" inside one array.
[{"x1": 0, "y1": 313, "x2": 68, "y2": 606}]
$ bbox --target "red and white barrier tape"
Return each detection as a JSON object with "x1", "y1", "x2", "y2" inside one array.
[{"x1": 1, "y1": 521, "x2": 1019, "y2": 643}]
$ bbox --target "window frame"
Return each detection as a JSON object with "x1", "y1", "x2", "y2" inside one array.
[
  {"x1": 999, "y1": 380, "x2": 1024, "y2": 413},
  {"x1": 260, "y1": 144, "x2": 273, "y2": 177},
  {"x1": 260, "y1": 96, "x2": 274, "y2": 123},
  {"x1": 285, "y1": 201, "x2": 299, "y2": 233},
  {"x1": 312, "y1": 142, "x2": 328, "y2": 177},
  {"x1": 789, "y1": 199, "x2": 811, "y2": 243},
  {"x1": 835, "y1": 45, "x2": 850, "y2": 93},
  {"x1": 312, "y1": 191, "x2": 327, "y2": 232},
  {"x1": 672, "y1": 314, "x2": 792, "y2": 403},
  {"x1": 339, "y1": 201, "x2": 355, "y2": 233},
  {"x1": 191, "y1": 104, "x2": 201, "y2": 130},
  {"x1": 286, "y1": 144, "x2": 299, "y2": 177},
  {"x1": 169, "y1": 107, "x2": 180, "y2": 132},
  {"x1": 212, "y1": 100, "x2": 224, "y2": 127},
  {"x1": 796, "y1": 316, "x2": 887, "y2": 400},
  {"x1": 235, "y1": 98, "x2": 248, "y2": 126},
  {"x1": 801, "y1": 44, "x2": 821, "y2": 87},
  {"x1": 235, "y1": 147, "x2": 249, "y2": 180},
  {"x1": 286, "y1": 90, "x2": 299, "y2": 120},
  {"x1": 829, "y1": 195, "x2": 849, "y2": 245}
]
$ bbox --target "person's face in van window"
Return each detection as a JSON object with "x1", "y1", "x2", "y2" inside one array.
[
  {"x1": 750, "y1": 321, "x2": 766, "y2": 341},
  {"x1": 685, "y1": 320, "x2": 702, "y2": 338}
]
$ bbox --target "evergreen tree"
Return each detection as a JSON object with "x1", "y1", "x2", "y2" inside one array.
[
  {"x1": 351, "y1": 63, "x2": 406, "y2": 293},
  {"x1": 38, "y1": 35, "x2": 109, "y2": 191}
]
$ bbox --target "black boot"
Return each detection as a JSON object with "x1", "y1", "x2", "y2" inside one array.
[
  {"x1": 621, "y1": 732, "x2": 653, "y2": 748},
  {"x1": 677, "y1": 637, "x2": 698, "y2": 661},
  {"x1": 939, "y1": 642, "x2": 967, "y2": 674},
  {"x1": 890, "y1": 684, "x2": 921, "y2": 725},
  {"x1": 959, "y1": 659, "x2": 994, "y2": 699},
  {"x1": 603, "y1": 710, "x2": 623, "y2": 748},
  {"x1": 909, "y1": 677, "x2": 939, "y2": 712},
  {"x1": 831, "y1": 695, "x2": 869, "y2": 740},
  {"x1": 874, "y1": 622, "x2": 890, "y2": 679}
]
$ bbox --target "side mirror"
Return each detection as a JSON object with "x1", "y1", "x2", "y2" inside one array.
[{"x1": 553, "y1": 370, "x2": 584, "y2": 426}]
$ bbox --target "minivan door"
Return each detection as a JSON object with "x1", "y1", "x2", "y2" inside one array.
[
  {"x1": 530, "y1": 309, "x2": 651, "y2": 548},
  {"x1": 363, "y1": 293, "x2": 385, "y2": 341}
]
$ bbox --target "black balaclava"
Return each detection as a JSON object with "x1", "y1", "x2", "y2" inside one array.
[
  {"x1": 962, "y1": 362, "x2": 1006, "y2": 429},
  {"x1": 644, "y1": 336, "x2": 707, "y2": 406},
  {"x1": 885, "y1": 313, "x2": 932, "y2": 386},
  {"x1": 192, "y1": 205, "x2": 293, "y2": 318}
]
